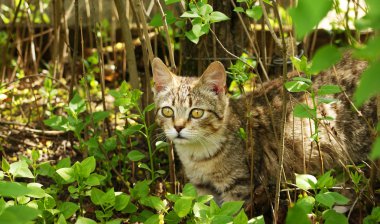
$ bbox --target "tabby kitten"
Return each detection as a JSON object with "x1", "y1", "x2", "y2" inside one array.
[{"x1": 151, "y1": 55, "x2": 377, "y2": 210}]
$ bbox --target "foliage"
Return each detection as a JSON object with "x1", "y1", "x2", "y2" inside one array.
[{"x1": 0, "y1": 0, "x2": 379, "y2": 223}]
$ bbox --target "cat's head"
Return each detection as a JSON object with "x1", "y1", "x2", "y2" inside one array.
[{"x1": 152, "y1": 58, "x2": 228, "y2": 145}]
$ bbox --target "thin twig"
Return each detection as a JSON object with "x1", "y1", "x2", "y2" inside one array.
[
  {"x1": 258, "y1": 0, "x2": 283, "y2": 50},
  {"x1": 114, "y1": 0, "x2": 140, "y2": 89},
  {"x1": 156, "y1": 0, "x2": 177, "y2": 71}
]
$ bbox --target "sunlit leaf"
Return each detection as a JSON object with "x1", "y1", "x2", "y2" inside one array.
[
  {"x1": 289, "y1": 0, "x2": 333, "y2": 39},
  {"x1": 354, "y1": 62, "x2": 380, "y2": 107},
  {"x1": 310, "y1": 45, "x2": 342, "y2": 74}
]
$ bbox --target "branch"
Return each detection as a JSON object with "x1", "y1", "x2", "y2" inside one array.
[{"x1": 114, "y1": 0, "x2": 140, "y2": 89}]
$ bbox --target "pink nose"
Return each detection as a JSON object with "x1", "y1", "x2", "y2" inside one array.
[{"x1": 174, "y1": 125, "x2": 184, "y2": 132}]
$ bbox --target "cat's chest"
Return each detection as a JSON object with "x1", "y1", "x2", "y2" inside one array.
[{"x1": 175, "y1": 143, "x2": 226, "y2": 183}]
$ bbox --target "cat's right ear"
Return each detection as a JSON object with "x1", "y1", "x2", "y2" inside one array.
[{"x1": 152, "y1": 58, "x2": 174, "y2": 93}]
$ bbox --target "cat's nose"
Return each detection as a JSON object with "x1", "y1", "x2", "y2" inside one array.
[{"x1": 174, "y1": 125, "x2": 184, "y2": 133}]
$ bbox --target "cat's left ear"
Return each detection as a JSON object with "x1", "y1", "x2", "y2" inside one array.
[
  {"x1": 152, "y1": 57, "x2": 174, "y2": 93},
  {"x1": 199, "y1": 61, "x2": 226, "y2": 94}
]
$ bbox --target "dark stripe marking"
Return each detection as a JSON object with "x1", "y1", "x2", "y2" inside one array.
[{"x1": 206, "y1": 109, "x2": 224, "y2": 120}]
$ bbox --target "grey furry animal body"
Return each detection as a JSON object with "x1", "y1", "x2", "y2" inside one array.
[{"x1": 151, "y1": 54, "x2": 377, "y2": 213}]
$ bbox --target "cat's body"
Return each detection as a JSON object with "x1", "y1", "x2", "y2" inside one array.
[{"x1": 152, "y1": 54, "x2": 377, "y2": 212}]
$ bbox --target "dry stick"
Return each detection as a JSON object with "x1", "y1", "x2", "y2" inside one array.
[
  {"x1": 129, "y1": 0, "x2": 153, "y2": 124},
  {"x1": 258, "y1": 0, "x2": 283, "y2": 50},
  {"x1": 114, "y1": 0, "x2": 140, "y2": 90},
  {"x1": 69, "y1": 0, "x2": 79, "y2": 101},
  {"x1": 133, "y1": 0, "x2": 154, "y2": 62},
  {"x1": 89, "y1": 1, "x2": 112, "y2": 138},
  {"x1": 1, "y1": 0, "x2": 22, "y2": 84},
  {"x1": 229, "y1": 0, "x2": 281, "y2": 200},
  {"x1": 0, "y1": 74, "x2": 70, "y2": 90},
  {"x1": 230, "y1": 0, "x2": 270, "y2": 82},
  {"x1": 52, "y1": 0, "x2": 62, "y2": 80},
  {"x1": 155, "y1": 0, "x2": 176, "y2": 71},
  {"x1": 272, "y1": 1, "x2": 290, "y2": 221}
]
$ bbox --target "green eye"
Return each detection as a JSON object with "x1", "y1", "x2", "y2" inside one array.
[
  {"x1": 162, "y1": 107, "x2": 174, "y2": 118},
  {"x1": 190, "y1": 108, "x2": 204, "y2": 119}
]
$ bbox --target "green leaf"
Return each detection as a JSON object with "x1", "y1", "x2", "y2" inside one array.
[
  {"x1": 79, "y1": 156, "x2": 96, "y2": 178},
  {"x1": 289, "y1": 0, "x2": 333, "y2": 39},
  {"x1": 57, "y1": 214, "x2": 67, "y2": 224},
  {"x1": 182, "y1": 183, "x2": 197, "y2": 198},
  {"x1": 212, "y1": 215, "x2": 233, "y2": 224},
  {"x1": 90, "y1": 187, "x2": 105, "y2": 205},
  {"x1": 43, "y1": 115, "x2": 69, "y2": 131},
  {"x1": 0, "y1": 181, "x2": 30, "y2": 198},
  {"x1": 92, "y1": 111, "x2": 110, "y2": 123},
  {"x1": 59, "y1": 202, "x2": 79, "y2": 219},
  {"x1": 104, "y1": 136, "x2": 117, "y2": 152},
  {"x1": 220, "y1": 201, "x2": 244, "y2": 216},
  {"x1": 210, "y1": 199, "x2": 220, "y2": 215},
  {"x1": 149, "y1": 13, "x2": 163, "y2": 27},
  {"x1": 123, "y1": 124, "x2": 144, "y2": 136},
  {"x1": 2, "y1": 157, "x2": 10, "y2": 172},
  {"x1": 85, "y1": 173, "x2": 104, "y2": 186},
  {"x1": 91, "y1": 188, "x2": 115, "y2": 206},
  {"x1": 199, "y1": 4, "x2": 213, "y2": 16},
  {"x1": 67, "y1": 93, "x2": 86, "y2": 115},
  {"x1": 165, "y1": 0, "x2": 181, "y2": 5},
  {"x1": 233, "y1": 7, "x2": 244, "y2": 13},
  {"x1": 285, "y1": 203, "x2": 311, "y2": 224},
  {"x1": 295, "y1": 173, "x2": 317, "y2": 191},
  {"x1": 246, "y1": 6, "x2": 263, "y2": 21},
  {"x1": 354, "y1": 62, "x2": 380, "y2": 107},
  {"x1": 209, "y1": 11, "x2": 230, "y2": 23},
  {"x1": 181, "y1": 11, "x2": 200, "y2": 18},
  {"x1": 140, "y1": 196, "x2": 166, "y2": 211},
  {"x1": 127, "y1": 150, "x2": 145, "y2": 162},
  {"x1": 328, "y1": 192, "x2": 350, "y2": 205},
  {"x1": 165, "y1": 211, "x2": 181, "y2": 224},
  {"x1": 249, "y1": 215, "x2": 265, "y2": 224},
  {"x1": 143, "y1": 103, "x2": 155, "y2": 114},
  {"x1": 323, "y1": 209, "x2": 348, "y2": 224},
  {"x1": 309, "y1": 45, "x2": 342, "y2": 74},
  {"x1": 174, "y1": 198, "x2": 193, "y2": 218},
  {"x1": 56, "y1": 167, "x2": 76, "y2": 183},
  {"x1": 296, "y1": 196, "x2": 315, "y2": 214},
  {"x1": 9, "y1": 160, "x2": 34, "y2": 178},
  {"x1": 57, "y1": 157, "x2": 71, "y2": 169},
  {"x1": 353, "y1": 36, "x2": 380, "y2": 61},
  {"x1": 363, "y1": 207, "x2": 380, "y2": 224},
  {"x1": 316, "y1": 192, "x2": 335, "y2": 208},
  {"x1": 233, "y1": 209, "x2": 248, "y2": 224},
  {"x1": 149, "y1": 11, "x2": 176, "y2": 27},
  {"x1": 293, "y1": 103, "x2": 316, "y2": 119},
  {"x1": 131, "y1": 181, "x2": 150, "y2": 200},
  {"x1": 145, "y1": 214, "x2": 162, "y2": 224},
  {"x1": 318, "y1": 97, "x2": 338, "y2": 105},
  {"x1": 26, "y1": 183, "x2": 46, "y2": 198},
  {"x1": 316, "y1": 170, "x2": 335, "y2": 188},
  {"x1": 285, "y1": 80, "x2": 310, "y2": 92},
  {"x1": 370, "y1": 137, "x2": 380, "y2": 160},
  {"x1": 75, "y1": 216, "x2": 97, "y2": 224},
  {"x1": 115, "y1": 194, "x2": 130, "y2": 211},
  {"x1": 197, "y1": 195, "x2": 213, "y2": 204},
  {"x1": 291, "y1": 56, "x2": 310, "y2": 73},
  {"x1": 193, "y1": 202, "x2": 210, "y2": 218},
  {"x1": 0, "y1": 205, "x2": 40, "y2": 224},
  {"x1": 317, "y1": 85, "x2": 342, "y2": 95},
  {"x1": 185, "y1": 30, "x2": 200, "y2": 44}
]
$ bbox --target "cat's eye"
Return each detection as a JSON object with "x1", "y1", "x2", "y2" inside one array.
[
  {"x1": 190, "y1": 108, "x2": 204, "y2": 119},
  {"x1": 161, "y1": 107, "x2": 174, "y2": 118}
]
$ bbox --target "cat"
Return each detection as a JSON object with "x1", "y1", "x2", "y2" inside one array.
[{"x1": 151, "y1": 54, "x2": 377, "y2": 214}]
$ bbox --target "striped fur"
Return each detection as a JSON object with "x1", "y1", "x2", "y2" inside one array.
[{"x1": 152, "y1": 56, "x2": 377, "y2": 210}]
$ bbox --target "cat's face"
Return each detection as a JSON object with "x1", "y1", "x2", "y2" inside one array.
[{"x1": 152, "y1": 58, "x2": 228, "y2": 145}]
